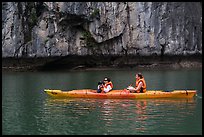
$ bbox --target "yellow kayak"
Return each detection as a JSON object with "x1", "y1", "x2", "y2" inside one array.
[{"x1": 44, "y1": 89, "x2": 197, "y2": 99}]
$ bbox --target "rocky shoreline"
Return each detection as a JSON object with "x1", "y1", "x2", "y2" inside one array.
[{"x1": 2, "y1": 55, "x2": 202, "y2": 72}]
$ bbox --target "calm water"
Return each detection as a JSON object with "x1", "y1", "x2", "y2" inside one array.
[{"x1": 2, "y1": 68, "x2": 202, "y2": 135}]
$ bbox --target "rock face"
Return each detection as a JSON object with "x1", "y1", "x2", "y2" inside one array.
[{"x1": 2, "y1": 2, "x2": 202, "y2": 58}]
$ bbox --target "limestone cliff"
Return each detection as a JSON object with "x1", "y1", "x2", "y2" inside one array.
[{"x1": 2, "y1": 2, "x2": 202, "y2": 58}]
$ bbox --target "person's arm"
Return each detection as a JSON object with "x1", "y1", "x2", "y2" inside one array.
[{"x1": 135, "y1": 82, "x2": 143, "y2": 91}]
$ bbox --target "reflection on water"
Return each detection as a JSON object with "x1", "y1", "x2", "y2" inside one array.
[{"x1": 42, "y1": 97, "x2": 197, "y2": 135}]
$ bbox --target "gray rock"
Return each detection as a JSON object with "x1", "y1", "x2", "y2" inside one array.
[{"x1": 2, "y1": 2, "x2": 202, "y2": 57}]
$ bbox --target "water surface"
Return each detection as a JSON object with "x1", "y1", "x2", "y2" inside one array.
[{"x1": 2, "y1": 68, "x2": 202, "y2": 135}]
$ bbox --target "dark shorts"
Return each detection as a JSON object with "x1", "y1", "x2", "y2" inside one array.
[{"x1": 97, "y1": 89, "x2": 102, "y2": 93}]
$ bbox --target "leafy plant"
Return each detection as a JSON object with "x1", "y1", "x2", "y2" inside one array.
[
  {"x1": 30, "y1": 8, "x2": 37, "y2": 27},
  {"x1": 82, "y1": 30, "x2": 98, "y2": 48},
  {"x1": 90, "y1": 8, "x2": 100, "y2": 19}
]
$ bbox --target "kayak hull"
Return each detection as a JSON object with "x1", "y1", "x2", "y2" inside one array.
[{"x1": 44, "y1": 89, "x2": 196, "y2": 99}]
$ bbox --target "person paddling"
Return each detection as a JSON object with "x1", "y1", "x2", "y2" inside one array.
[
  {"x1": 102, "y1": 77, "x2": 113, "y2": 93},
  {"x1": 127, "y1": 73, "x2": 146, "y2": 93},
  {"x1": 97, "y1": 77, "x2": 113, "y2": 93}
]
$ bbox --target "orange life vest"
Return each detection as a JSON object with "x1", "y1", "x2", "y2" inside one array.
[
  {"x1": 104, "y1": 81, "x2": 113, "y2": 89},
  {"x1": 135, "y1": 78, "x2": 146, "y2": 93},
  {"x1": 101, "y1": 81, "x2": 113, "y2": 93}
]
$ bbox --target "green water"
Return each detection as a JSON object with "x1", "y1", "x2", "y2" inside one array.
[{"x1": 2, "y1": 68, "x2": 202, "y2": 135}]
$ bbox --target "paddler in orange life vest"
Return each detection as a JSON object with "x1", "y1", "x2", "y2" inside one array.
[
  {"x1": 128, "y1": 73, "x2": 146, "y2": 93},
  {"x1": 101, "y1": 77, "x2": 113, "y2": 93}
]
